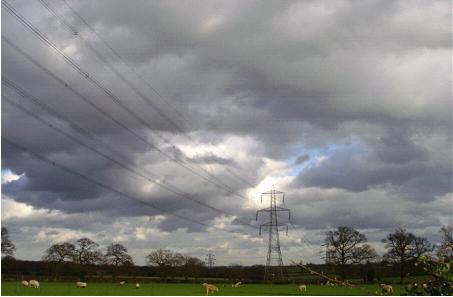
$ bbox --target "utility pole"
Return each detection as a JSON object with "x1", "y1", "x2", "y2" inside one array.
[
  {"x1": 205, "y1": 252, "x2": 216, "y2": 269},
  {"x1": 256, "y1": 186, "x2": 291, "y2": 281}
]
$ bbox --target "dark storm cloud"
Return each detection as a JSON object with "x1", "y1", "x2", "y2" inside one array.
[{"x1": 1, "y1": 0, "x2": 451, "y2": 263}]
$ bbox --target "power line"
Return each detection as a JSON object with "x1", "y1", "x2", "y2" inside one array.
[
  {"x1": 1, "y1": 136, "x2": 256, "y2": 238},
  {"x1": 2, "y1": 0, "x2": 247, "y2": 201},
  {"x1": 60, "y1": 0, "x2": 190, "y2": 126},
  {"x1": 1, "y1": 86, "x2": 257, "y2": 230},
  {"x1": 58, "y1": 0, "x2": 256, "y2": 190},
  {"x1": 37, "y1": 0, "x2": 249, "y2": 195}
]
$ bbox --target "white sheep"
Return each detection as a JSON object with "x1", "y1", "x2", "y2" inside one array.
[
  {"x1": 298, "y1": 284, "x2": 307, "y2": 292},
  {"x1": 76, "y1": 281, "x2": 87, "y2": 288},
  {"x1": 202, "y1": 283, "x2": 219, "y2": 296},
  {"x1": 326, "y1": 281, "x2": 335, "y2": 287},
  {"x1": 21, "y1": 280, "x2": 29, "y2": 287},
  {"x1": 135, "y1": 283, "x2": 140, "y2": 289},
  {"x1": 119, "y1": 281, "x2": 125, "y2": 286},
  {"x1": 380, "y1": 284, "x2": 393, "y2": 295},
  {"x1": 29, "y1": 280, "x2": 39, "y2": 288},
  {"x1": 233, "y1": 281, "x2": 242, "y2": 288}
]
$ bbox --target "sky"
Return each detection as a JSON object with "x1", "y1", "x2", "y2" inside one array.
[{"x1": 1, "y1": 0, "x2": 452, "y2": 266}]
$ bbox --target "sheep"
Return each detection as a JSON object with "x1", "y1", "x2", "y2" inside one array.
[
  {"x1": 29, "y1": 280, "x2": 39, "y2": 288},
  {"x1": 21, "y1": 280, "x2": 29, "y2": 287},
  {"x1": 76, "y1": 281, "x2": 87, "y2": 288},
  {"x1": 202, "y1": 283, "x2": 219, "y2": 296},
  {"x1": 233, "y1": 281, "x2": 242, "y2": 288},
  {"x1": 135, "y1": 283, "x2": 140, "y2": 289},
  {"x1": 380, "y1": 284, "x2": 393, "y2": 295},
  {"x1": 326, "y1": 281, "x2": 335, "y2": 287},
  {"x1": 119, "y1": 281, "x2": 125, "y2": 286},
  {"x1": 298, "y1": 284, "x2": 307, "y2": 292}
]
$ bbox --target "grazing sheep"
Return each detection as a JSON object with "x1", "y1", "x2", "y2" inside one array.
[
  {"x1": 29, "y1": 280, "x2": 39, "y2": 288},
  {"x1": 380, "y1": 284, "x2": 393, "y2": 295},
  {"x1": 233, "y1": 281, "x2": 242, "y2": 288},
  {"x1": 202, "y1": 283, "x2": 219, "y2": 296},
  {"x1": 135, "y1": 283, "x2": 140, "y2": 289},
  {"x1": 326, "y1": 281, "x2": 335, "y2": 287},
  {"x1": 119, "y1": 281, "x2": 125, "y2": 286},
  {"x1": 21, "y1": 280, "x2": 29, "y2": 287},
  {"x1": 298, "y1": 284, "x2": 307, "y2": 292},
  {"x1": 76, "y1": 281, "x2": 87, "y2": 288}
]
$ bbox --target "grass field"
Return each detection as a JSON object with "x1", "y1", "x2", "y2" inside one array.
[{"x1": 1, "y1": 281, "x2": 408, "y2": 295}]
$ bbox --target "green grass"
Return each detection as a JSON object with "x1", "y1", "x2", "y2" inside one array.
[{"x1": 1, "y1": 281, "x2": 408, "y2": 296}]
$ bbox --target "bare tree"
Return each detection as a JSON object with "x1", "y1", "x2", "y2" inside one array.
[
  {"x1": 43, "y1": 242, "x2": 76, "y2": 262},
  {"x1": 146, "y1": 248, "x2": 180, "y2": 279},
  {"x1": 180, "y1": 255, "x2": 204, "y2": 280},
  {"x1": 1, "y1": 227, "x2": 15, "y2": 257},
  {"x1": 438, "y1": 225, "x2": 453, "y2": 260},
  {"x1": 105, "y1": 243, "x2": 134, "y2": 267},
  {"x1": 146, "y1": 248, "x2": 175, "y2": 267},
  {"x1": 42, "y1": 242, "x2": 76, "y2": 280},
  {"x1": 351, "y1": 244, "x2": 378, "y2": 264},
  {"x1": 325, "y1": 226, "x2": 368, "y2": 279},
  {"x1": 382, "y1": 228, "x2": 432, "y2": 283},
  {"x1": 74, "y1": 237, "x2": 103, "y2": 265},
  {"x1": 413, "y1": 237, "x2": 434, "y2": 258}
]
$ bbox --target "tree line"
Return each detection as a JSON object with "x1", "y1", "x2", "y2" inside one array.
[
  {"x1": 323, "y1": 226, "x2": 452, "y2": 283},
  {"x1": 1, "y1": 225, "x2": 452, "y2": 283}
]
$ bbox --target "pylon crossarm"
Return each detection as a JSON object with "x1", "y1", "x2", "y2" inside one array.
[
  {"x1": 261, "y1": 189, "x2": 284, "y2": 195},
  {"x1": 259, "y1": 222, "x2": 287, "y2": 227}
]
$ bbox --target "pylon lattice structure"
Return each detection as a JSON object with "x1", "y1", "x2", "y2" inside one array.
[
  {"x1": 205, "y1": 252, "x2": 216, "y2": 268},
  {"x1": 256, "y1": 186, "x2": 291, "y2": 281}
]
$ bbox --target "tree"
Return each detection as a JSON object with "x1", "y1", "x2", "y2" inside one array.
[
  {"x1": 438, "y1": 225, "x2": 453, "y2": 260},
  {"x1": 351, "y1": 244, "x2": 378, "y2": 264},
  {"x1": 105, "y1": 243, "x2": 134, "y2": 267},
  {"x1": 413, "y1": 237, "x2": 434, "y2": 258},
  {"x1": 74, "y1": 238, "x2": 103, "y2": 265},
  {"x1": 325, "y1": 226, "x2": 368, "y2": 280},
  {"x1": 42, "y1": 242, "x2": 76, "y2": 280},
  {"x1": 179, "y1": 255, "x2": 204, "y2": 280},
  {"x1": 382, "y1": 228, "x2": 432, "y2": 283},
  {"x1": 146, "y1": 249, "x2": 179, "y2": 279},
  {"x1": 146, "y1": 248, "x2": 175, "y2": 267},
  {"x1": 1, "y1": 227, "x2": 16, "y2": 257},
  {"x1": 43, "y1": 242, "x2": 76, "y2": 262}
]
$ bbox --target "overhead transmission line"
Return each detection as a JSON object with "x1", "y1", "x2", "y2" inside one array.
[
  {"x1": 38, "y1": 0, "x2": 255, "y2": 191},
  {"x1": 57, "y1": 0, "x2": 256, "y2": 189},
  {"x1": 6, "y1": 0, "x2": 240, "y2": 200},
  {"x1": 2, "y1": 81, "x2": 257, "y2": 230},
  {"x1": 2, "y1": 136, "x2": 257, "y2": 238},
  {"x1": 1, "y1": 1, "x2": 249, "y2": 202}
]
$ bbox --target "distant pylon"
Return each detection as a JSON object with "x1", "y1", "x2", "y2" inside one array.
[
  {"x1": 256, "y1": 186, "x2": 291, "y2": 281},
  {"x1": 205, "y1": 252, "x2": 216, "y2": 268}
]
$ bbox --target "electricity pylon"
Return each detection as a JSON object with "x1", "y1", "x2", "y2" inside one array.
[
  {"x1": 256, "y1": 186, "x2": 291, "y2": 281},
  {"x1": 205, "y1": 252, "x2": 216, "y2": 268}
]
